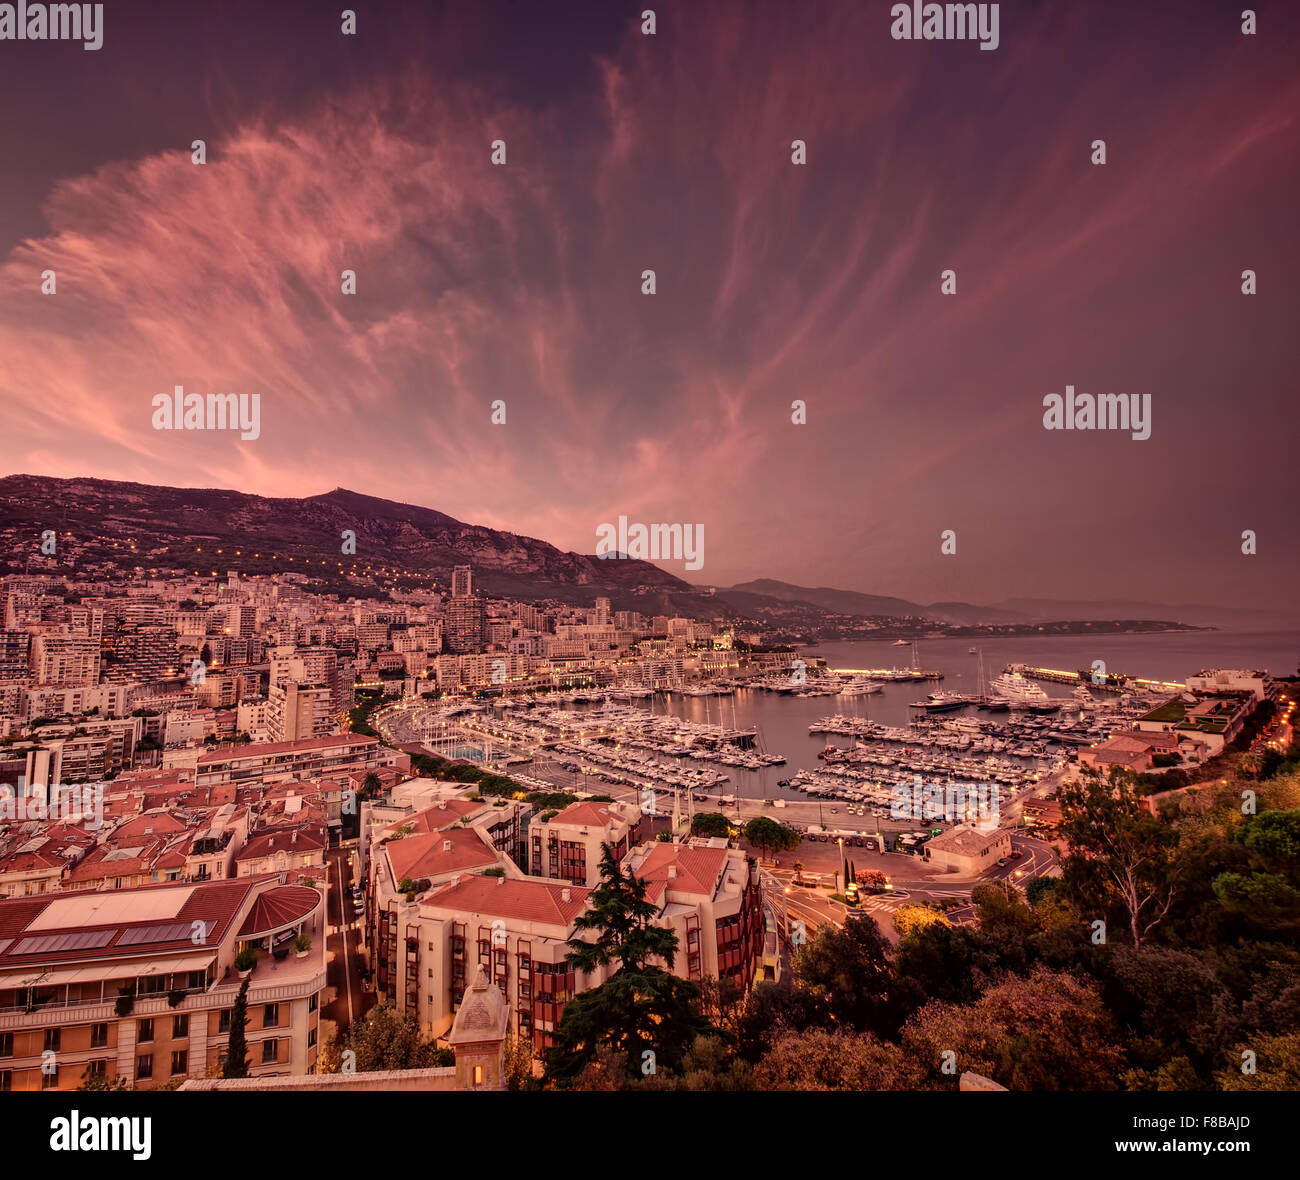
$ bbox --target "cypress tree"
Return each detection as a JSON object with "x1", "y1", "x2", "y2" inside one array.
[{"x1": 223, "y1": 974, "x2": 251, "y2": 1079}]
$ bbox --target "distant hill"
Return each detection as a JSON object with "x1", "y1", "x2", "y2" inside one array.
[
  {"x1": 726, "y1": 580, "x2": 928, "y2": 619},
  {"x1": 724, "y1": 579, "x2": 1258, "y2": 629},
  {"x1": 0, "y1": 475, "x2": 695, "y2": 606}
]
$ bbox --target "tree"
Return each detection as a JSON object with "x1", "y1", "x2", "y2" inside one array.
[
  {"x1": 736, "y1": 979, "x2": 829, "y2": 1061},
  {"x1": 344, "y1": 1003, "x2": 441, "y2": 1071},
  {"x1": 545, "y1": 844, "x2": 716, "y2": 1085},
  {"x1": 1058, "y1": 767, "x2": 1180, "y2": 946},
  {"x1": 756, "y1": 1028, "x2": 925, "y2": 1091},
  {"x1": 971, "y1": 880, "x2": 1037, "y2": 935},
  {"x1": 565, "y1": 845, "x2": 678, "y2": 976},
  {"x1": 794, "y1": 914, "x2": 906, "y2": 1038},
  {"x1": 900, "y1": 967, "x2": 1126, "y2": 1090},
  {"x1": 1215, "y1": 1032, "x2": 1300, "y2": 1090},
  {"x1": 223, "y1": 975, "x2": 251, "y2": 1079},
  {"x1": 742, "y1": 817, "x2": 801, "y2": 862},
  {"x1": 690, "y1": 812, "x2": 733, "y2": 839},
  {"x1": 78, "y1": 1066, "x2": 130, "y2": 1091},
  {"x1": 359, "y1": 771, "x2": 381, "y2": 798},
  {"x1": 894, "y1": 904, "x2": 951, "y2": 940},
  {"x1": 1212, "y1": 809, "x2": 1300, "y2": 928}
]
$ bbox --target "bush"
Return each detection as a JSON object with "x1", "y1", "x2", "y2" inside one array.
[
  {"x1": 115, "y1": 988, "x2": 135, "y2": 1017},
  {"x1": 235, "y1": 947, "x2": 259, "y2": 973},
  {"x1": 167, "y1": 988, "x2": 186, "y2": 1008}
]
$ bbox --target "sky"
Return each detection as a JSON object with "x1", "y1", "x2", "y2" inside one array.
[{"x1": 0, "y1": 0, "x2": 1296, "y2": 613}]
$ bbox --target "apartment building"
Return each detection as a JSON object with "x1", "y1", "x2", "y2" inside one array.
[
  {"x1": 391, "y1": 837, "x2": 764, "y2": 1050},
  {"x1": 0, "y1": 875, "x2": 325, "y2": 1090},
  {"x1": 527, "y1": 800, "x2": 642, "y2": 886},
  {"x1": 189, "y1": 734, "x2": 407, "y2": 788}
]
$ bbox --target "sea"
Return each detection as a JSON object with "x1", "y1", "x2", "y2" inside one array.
[{"x1": 643, "y1": 630, "x2": 1300, "y2": 801}]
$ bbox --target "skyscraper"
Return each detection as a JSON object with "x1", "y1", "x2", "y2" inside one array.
[{"x1": 451, "y1": 566, "x2": 473, "y2": 599}]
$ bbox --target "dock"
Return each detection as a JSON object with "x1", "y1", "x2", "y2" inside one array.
[
  {"x1": 831, "y1": 667, "x2": 944, "y2": 682},
  {"x1": 1008, "y1": 664, "x2": 1184, "y2": 696}
]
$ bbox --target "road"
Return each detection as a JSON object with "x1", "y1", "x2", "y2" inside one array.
[{"x1": 322, "y1": 843, "x2": 375, "y2": 1034}]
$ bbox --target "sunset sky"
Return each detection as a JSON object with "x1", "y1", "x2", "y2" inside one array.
[{"x1": 0, "y1": 0, "x2": 1296, "y2": 612}]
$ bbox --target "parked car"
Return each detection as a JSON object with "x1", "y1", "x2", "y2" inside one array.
[{"x1": 996, "y1": 857, "x2": 1009, "y2": 867}]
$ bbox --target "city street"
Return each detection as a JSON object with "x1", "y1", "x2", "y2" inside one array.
[{"x1": 322, "y1": 844, "x2": 375, "y2": 1034}]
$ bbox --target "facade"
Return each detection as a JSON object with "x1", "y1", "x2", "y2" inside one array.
[
  {"x1": 922, "y1": 824, "x2": 1011, "y2": 874},
  {"x1": 389, "y1": 837, "x2": 764, "y2": 1051},
  {"x1": 527, "y1": 800, "x2": 642, "y2": 885},
  {"x1": 189, "y1": 734, "x2": 407, "y2": 788},
  {"x1": 0, "y1": 875, "x2": 325, "y2": 1090}
]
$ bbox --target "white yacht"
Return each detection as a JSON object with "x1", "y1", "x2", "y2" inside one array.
[
  {"x1": 838, "y1": 676, "x2": 884, "y2": 696},
  {"x1": 989, "y1": 670, "x2": 1051, "y2": 707}
]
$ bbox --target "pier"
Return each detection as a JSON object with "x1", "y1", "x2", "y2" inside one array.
[
  {"x1": 1008, "y1": 664, "x2": 1184, "y2": 696},
  {"x1": 831, "y1": 667, "x2": 944, "y2": 682}
]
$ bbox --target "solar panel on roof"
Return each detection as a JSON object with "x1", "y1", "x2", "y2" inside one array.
[
  {"x1": 11, "y1": 928, "x2": 116, "y2": 955},
  {"x1": 117, "y1": 920, "x2": 213, "y2": 946}
]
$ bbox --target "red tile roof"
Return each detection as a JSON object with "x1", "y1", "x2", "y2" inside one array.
[
  {"x1": 385, "y1": 829, "x2": 497, "y2": 883},
  {"x1": 237, "y1": 885, "x2": 322, "y2": 937},
  {"x1": 234, "y1": 824, "x2": 327, "y2": 862},
  {"x1": 0, "y1": 876, "x2": 278, "y2": 968},
  {"x1": 422, "y1": 875, "x2": 589, "y2": 927},
  {"x1": 634, "y1": 843, "x2": 729, "y2": 900},
  {"x1": 383, "y1": 799, "x2": 482, "y2": 835},
  {"x1": 553, "y1": 801, "x2": 624, "y2": 828}
]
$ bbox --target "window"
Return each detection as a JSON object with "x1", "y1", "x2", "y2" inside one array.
[
  {"x1": 87, "y1": 1059, "x2": 107, "y2": 1078},
  {"x1": 172, "y1": 1014, "x2": 189, "y2": 1039},
  {"x1": 0, "y1": 1033, "x2": 12, "y2": 1058},
  {"x1": 308, "y1": 993, "x2": 317, "y2": 1013},
  {"x1": 170, "y1": 1050, "x2": 188, "y2": 1076},
  {"x1": 0, "y1": 1071, "x2": 12, "y2": 1092},
  {"x1": 90, "y1": 1023, "x2": 109, "y2": 1049},
  {"x1": 263, "y1": 1003, "x2": 279, "y2": 1028},
  {"x1": 44, "y1": 1028, "x2": 60, "y2": 1053},
  {"x1": 43, "y1": 1066, "x2": 59, "y2": 1089},
  {"x1": 472, "y1": 1064, "x2": 483, "y2": 1085},
  {"x1": 218, "y1": 1009, "x2": 232, "y2": 1034},
  {"x1": 187, "y1": 970, "x2": 207, "y2": 990},
  {"x1": 138, "y1": 1018, "x2": 154, "y2": 1043},
  {"x1": 308, "y1": 1027, "x2": 317, "y2": 1048},
  {"x1": 137, "y1": 1055, "x2": 153, "y2": 1081},
  {"x1": 261, "y1": 1039, "x2": 278, "y2": 1064}
]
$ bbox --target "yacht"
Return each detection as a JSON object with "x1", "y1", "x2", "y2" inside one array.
[
  {"x1": 892, "y1": 639, "x2": 911, "y2": 647},
  {"x1": 989, "y1": 670, "x2": 1051, "y2": 707},
  {"x1": 914, "y1": 691, "x2": 969, "y2": 712},
  {"x1": 838, "y1": 676, "x2": 884, "y2": 696}
]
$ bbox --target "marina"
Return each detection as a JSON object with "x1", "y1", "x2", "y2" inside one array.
[{"x1": 379, "y1": 633, "x2": 1292, "y2": 815}]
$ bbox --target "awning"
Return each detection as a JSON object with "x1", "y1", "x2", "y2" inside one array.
[{"x1": 1, "y1": 951, "x2": 216, "y2": 990}]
